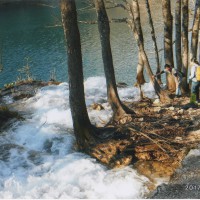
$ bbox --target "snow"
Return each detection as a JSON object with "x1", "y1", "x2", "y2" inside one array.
[{"x1": 0, "y1": 76, "x2": 157, "y2": 199}]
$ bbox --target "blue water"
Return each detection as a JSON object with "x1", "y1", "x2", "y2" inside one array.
[{"x1": 0, "y1": 1, "x2": 164, "y2": 88}]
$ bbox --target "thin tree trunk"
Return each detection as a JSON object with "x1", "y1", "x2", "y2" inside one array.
[
  {"x1": 162, "y1": 0, "x2": 176, "y2": 92},
  {"x1": 145, "y1": 0, "x2": 162, "y2": 84},
  {"x1": 132, "y1": 0, "x2": 145, "y2": 99},
  {"x1": 137, "y1": 51, "x2": 145, "y2": 86},
  {"x1": 61, "y1": 0, "x2": 95, "y2": 150},
  {"x1": 182, "y1": 0, "x2": 189, "y2": 93},
  {"x1": 190, "y1": 0, "x2": 200, "y2": 61},
  {"x1": 94, "y1": 0, "x2": 134, "y2": 119},
  {"x1": 137, "y1": 51, "x2": 145, "y2": 99},
  {"x1": 130, "y1": 1, "x2": 170, "y2": 103},
  {"x1": 175, "y1": 0, "x2": 182, "y2": 71}
]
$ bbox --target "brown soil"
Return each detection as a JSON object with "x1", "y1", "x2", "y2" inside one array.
[{"x1": 89, "y1": 96, "x2": 200, "y2": 187}]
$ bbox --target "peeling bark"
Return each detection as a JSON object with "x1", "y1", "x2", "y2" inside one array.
[{"x1": 130, "y1": 1, "x2": 170, "y2": 103}]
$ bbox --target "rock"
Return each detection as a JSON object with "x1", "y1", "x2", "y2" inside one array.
[
  {"x1": 119, "y1": 115, "x2": 132, "y2": 124},
  {"x1": 172, "y1": 115, "x2": 179, "y2": 120},
  {"x1": 175, "y1": 136, "x2": 182, "y2": 141},
  {"x1": 178, "y1": 109, "x2": 184, "y2": 114},
  {"x1": 137, "y1": 117, "x2": 144, "y2": 122},
  {"x1": 13, "y1": 93, "x2": 33, "y2": 101},
  {"x1": 153, "y1": 99, "x2": 160, "y2": 104},
  {"x1": 90, "y1": 103, "x2": 104, "y2": 111},
  {"x1": 154, "y1": 107, "x2": 161, "y2": 112},
  {"x1": 183, "y1": 103, "x2": 198, "y2": 110},
  {"x1": 168, "y1": 106, "x2": 175, "y2": 111},
  {"x1": 151, "y1": 154, "x2": 200, "y2": 199},
  {"x1": 116, "y1": 82, "x2": 128, "y2": 88}
]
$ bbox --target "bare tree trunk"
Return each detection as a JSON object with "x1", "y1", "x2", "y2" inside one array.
[
  {"x1": 182, "y1": 0, "x2": 189, "y2": 93},
  {"x1": 61, "y1": 0, "x2": 95, "y2": 150},
  {"x1": 162, "y1": 0, "x2": 176, "y2": 92},
  {"x1": 137, "y1": 52, "x2": 145, "y2": 99},
  {"x1": 175, "y1": 0, "x2": 182, "y2": 71},
  {"x1": 132, "y1": 0, "x2": 145, "y2": 99},
  {"x1": 130, "y1": 1, "x2": 170, "y2": 103},
  {"x1": 145, "y1": 0, "x2": 162, "y2": 84},
  {"x1": 94, "y1": 0, "x2": 134, "y2": 119},
  {"x1": 137, "y1": 52, "x2": 145, "y2": 85},
  {"x1": 190, "y1": 0, "x2": 200, "y2": 61}
]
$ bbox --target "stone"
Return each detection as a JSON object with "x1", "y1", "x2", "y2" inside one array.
[
  {"x1": 154, "y1": 107, "x2": 161, "y2": 112},
  {"x1": 90, "y1": 103, "x2": 104, "y2": 111},
  {"x1": 153, "y1": 99, "x2": 160, "y2": 104},
  {"x1": 177, "y1": 109, "x2": 184, "y2": 114},
  {"x1": 168, "y1": 106, "x2": 175, "y2": 111},
  {"x1": 116, "y1": 82, "x2": 128, "y2": 88}
]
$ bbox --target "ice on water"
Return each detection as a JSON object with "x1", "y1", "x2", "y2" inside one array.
[{"x1": 0, "y1": 77, "x2": 156, "y2": 199}]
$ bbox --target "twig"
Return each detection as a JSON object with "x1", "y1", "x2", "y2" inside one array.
[{"x1": 128, "y1": 127, "x2": 169, "y2": 154}]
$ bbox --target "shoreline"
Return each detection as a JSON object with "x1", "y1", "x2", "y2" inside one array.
[{"x1": 1, "y1": 80, "x2": 200, "y2": 198}]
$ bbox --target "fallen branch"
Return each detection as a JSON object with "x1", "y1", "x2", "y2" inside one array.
[{"x1": 128, "y1": 127, "x2": 169, "y2": 154}]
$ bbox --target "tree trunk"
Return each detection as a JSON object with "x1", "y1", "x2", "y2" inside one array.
[
  {"x1": 137, "y1": 51, "x2": 145, "y2": 99},
  {"x1": 190, "y1": 0, "x2": 200, "y2": 61},
  {"x1": 132, "y1": 0, "x2": 145, "y2": 99},
  {"x1": 182, "y1": 0, "x2": 189, "y2": 93},
  {"x1": 145, "y1": 0, "x2": 162, "y2": 84},
  {"x1": 94, "y1": 0, "x2": 134, "y2": 119},
  {"x1": 175, "y1": 0, "x2": 182, "y2": 71},
  {"x1": 130, "y1": 1, "x2": 170, "y2": 103},
  {"x1": 61, "y1": 0, "x2": 96, "y2": 150},
  {"x1": 137, "y1": 51, "x2": 145, "y2": 86},
  {"x1": 162, "y1": 0, "x2": 176, "y2": 92}
]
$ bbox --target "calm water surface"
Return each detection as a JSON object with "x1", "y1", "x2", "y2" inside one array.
[{"x1": 0, "y1": 0, "x2": 165, "y2": 88}]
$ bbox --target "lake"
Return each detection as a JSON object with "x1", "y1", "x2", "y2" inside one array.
[{"x1": 0, "y1": 0, "x2": 169, "y2": 88}]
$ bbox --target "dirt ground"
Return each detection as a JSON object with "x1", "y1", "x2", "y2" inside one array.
[{"x1": 90, "y1": 95, "x2": 200, "y2": 191}]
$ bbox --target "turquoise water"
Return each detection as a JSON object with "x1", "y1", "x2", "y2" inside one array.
[{"x1": 0, "y1": 1, "x2": 164, "y2": 88}]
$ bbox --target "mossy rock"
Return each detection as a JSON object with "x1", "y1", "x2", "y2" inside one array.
[{"x1": 0, "y1": 106, "x2": 22, "y2": 128}]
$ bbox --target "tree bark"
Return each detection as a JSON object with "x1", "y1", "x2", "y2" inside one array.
[
  {"x1": 190, "y1": 0, "x2": 200, "y2": 61},
  {"x1": 94, "y1": 0, "x2": 134, "y2": 119},
  {"x1": 61, "y1": 0, "x2": 95, "y2": 150},
  {"x1": 137, "y1": 52, "x2": 145, "y2": 86},
  {"x1": 145, "y1": 0, "x2": 162, "y2": 84},
  {"x1": 137, "y1": 51, "x2": 145, "y2": 99},
  {"x1": 162, "y1": 0, "x2": 176, "y2": 92},
  {"x1": 130, "y1": 1, "x2": 170, "y2": 103},
  {"x1": 132, "y1": 0, "x2": 145, "y2": 99},
  {"x1": 175, "y1": 0, "x2": 182, "y2": 71},
  {"x1": 182, "y1": 0, "x2": 189, "y2": 93}
]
